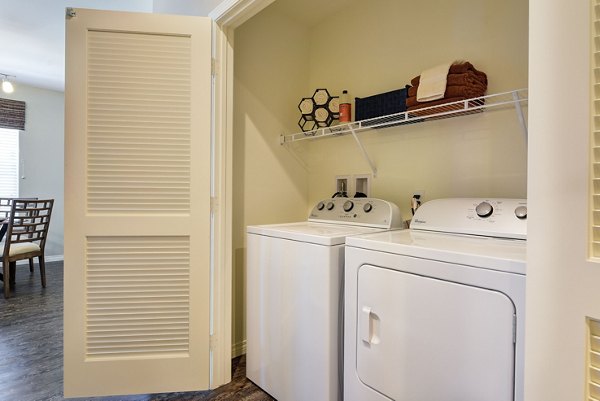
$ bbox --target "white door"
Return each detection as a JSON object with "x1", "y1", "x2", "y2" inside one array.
[{"x1": 64, "y1": 8, "x2": 212, "y2": 397}]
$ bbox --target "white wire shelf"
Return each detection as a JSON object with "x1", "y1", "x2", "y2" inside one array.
[{"x1": 280, "y1": 88, "x2": 528, "y2": 145}]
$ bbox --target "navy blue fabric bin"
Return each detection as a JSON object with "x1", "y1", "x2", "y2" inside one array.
[{"x1": 355, "y1": 85, "x2": 411, "y2": 126}]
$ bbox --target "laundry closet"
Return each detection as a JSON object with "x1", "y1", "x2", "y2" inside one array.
[{"x1": 231, "y1": 0, "x2": 528, "y2": 353}]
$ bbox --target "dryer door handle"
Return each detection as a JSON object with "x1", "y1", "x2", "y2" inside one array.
[
  {"x1": 360, "y1": 306, "x2": 381, "y2": 345},
  {"x1": 360, "y1": 306, "x2": 373, "y2": 344}
]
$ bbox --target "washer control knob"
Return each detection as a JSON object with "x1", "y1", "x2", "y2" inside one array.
[
  {"x1": 475, "y1": 201, "x2": 493, "y2": 218},
  {"x1": 515, "y1": 205, "x2": 527, "y2": 219},
  {"x1": 326, "y1": 202, "x2": 335, "y2": 211},
  {"x1": 343, "y1": 200, "x2": 354, "y2": 212},
  {"x1": 363, "y1": 203, "x2": 373, "y2": 213},
  {"x1": 317, "y1": 201, "x2": 325, "y2": 211}
]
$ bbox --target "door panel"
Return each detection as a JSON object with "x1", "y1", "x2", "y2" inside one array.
[{"x1": 64, "y1": 9, "x2": 212, "y2": 397}]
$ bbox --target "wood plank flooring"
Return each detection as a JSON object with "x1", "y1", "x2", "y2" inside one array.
[{"x1": 0, "y1": 261, "x2": 274, "y2": 401}]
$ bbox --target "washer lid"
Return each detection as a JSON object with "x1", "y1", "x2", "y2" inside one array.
[
  {"x1": 346, "y1": 229, "x2": 526, "y2": 275},
  {"x1": 247, "y1": 222, "x2": 388, "y2": 246}
]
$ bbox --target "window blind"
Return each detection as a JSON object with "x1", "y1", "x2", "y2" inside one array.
[
  {"x1": 0, "y1": 98, "x2": 25, "y2": 131},
  {"x1": 0, "y1": 128, "x2": 19, "y2": 197},
  {"x1": 592, "y1": 0, "x2": 600, "y2": 257}
]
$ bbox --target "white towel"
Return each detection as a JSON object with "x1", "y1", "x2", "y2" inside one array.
[{"x1": 416, "y1": 62, "x2": 452, "y2": 102}]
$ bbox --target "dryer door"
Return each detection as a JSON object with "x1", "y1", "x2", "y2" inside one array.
[{"x1": 356, "y1": 264, "x2": 515, "y2": 401}]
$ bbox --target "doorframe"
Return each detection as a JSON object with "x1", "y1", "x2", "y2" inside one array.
[{"x1": 209, "y1": 0, "x2": 275, "y2": 388}]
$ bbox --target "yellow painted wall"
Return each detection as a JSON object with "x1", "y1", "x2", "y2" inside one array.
[
  {"x1": 233, "y1": 0, "x2": 528, "y2": 351},
  {"x1": 232, "y1": 5, "x2": 311, "y2": 352},
  {"x1": 304, "y1": 0, "x2": 528, "y2": 215}
]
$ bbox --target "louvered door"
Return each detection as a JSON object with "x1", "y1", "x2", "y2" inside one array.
[
  {"x1": 64, "y1": 9, "x2": 212, "y2": 397},
  {"x1": 589, "y1": 319, "x2": 600, "y2": 399}
]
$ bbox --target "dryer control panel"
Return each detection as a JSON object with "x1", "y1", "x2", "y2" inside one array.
[
  {"x1": 410, "y1": 198, "x2": 527, "y2": 239},
  {"x1": 308, "y1": 198, "x2": 404, "y2": 229}
]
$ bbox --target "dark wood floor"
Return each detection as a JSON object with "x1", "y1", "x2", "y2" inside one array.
[{"x1": 0, "y1": 261, "x2": 274, "y2": 401}]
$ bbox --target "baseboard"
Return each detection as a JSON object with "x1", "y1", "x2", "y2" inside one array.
[
  {"x1": 232, "y1": 340, "x2": 247, "y2": 358},
  {"x1": 16, "y1": 255, "x2": 63, "y2": 266}
]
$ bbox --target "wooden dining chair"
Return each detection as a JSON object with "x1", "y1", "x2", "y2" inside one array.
[{"x1": 1, "y1": 199, "x2": 54, "y2": 299}]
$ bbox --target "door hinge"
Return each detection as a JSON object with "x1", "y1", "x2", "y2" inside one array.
[
  {"x1": 66, "y1": 7, "x2": 77, "y2": 19},
  {"x1": 209, "y1": 334, "x2": 217, "y2": 351},
  {"x1": 210, "y1": 197, "x2": 218, "y2": 212}
]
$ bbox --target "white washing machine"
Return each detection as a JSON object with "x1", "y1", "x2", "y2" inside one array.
[
  {"x1": 344, "y1": 198, "x2": 527, "y2": 401},
  {"x1": 246, "y1": 197, "x2": 404, "y2": 401}
]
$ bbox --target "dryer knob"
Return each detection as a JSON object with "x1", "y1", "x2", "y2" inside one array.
[
  {"x1": 317, "y1": 201, "x2": 325, "y2": 211},
  {"x1": 363, "y1": 203, "x2": 373, "y2": 213},
  {"x1": 515, "y1": 205, "x2": 527, "y2": 219},
  {"x1": 326, "y1": 202, "x2": 335, "y2": 211},
  {"x1": 475, "y1": 201, "x2": 494, "y2": 218},
  {"x1": 343, "y1": 200, "x2": 354, "y2": 212}
]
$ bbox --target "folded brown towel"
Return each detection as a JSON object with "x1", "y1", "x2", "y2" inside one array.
[
  {"x1": 446, "y1": 84, "x2": 485, "y2": 98},
  {"x1": 447, "y1": 61, "x2": 479, "y2": 74},
  {"x1": 405, "y1": 95, "x2": 422, "y2": 108},
  {"x1": 408, "y1": 74, "x2": 487, "y2": 97},
  {"x1": 411, "y1": 62, "x2": 488, "y2": 86},
  {"x1": 406, "y1": 86, "x2": 485, "y2": 107},
  {"x1": 449, "y1": 70, "x2": 487, "y2": 86}
]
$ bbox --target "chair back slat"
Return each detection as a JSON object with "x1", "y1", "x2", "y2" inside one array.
[
  {"x1": 0, "y1": 197, "x2": 39, "y2": 220},
  {"x1": 4, "y1": 199, "x2": 53, "y2": 248},
  {"x1": 0, "y1": 198, "x2": 12, "y2": 221}
]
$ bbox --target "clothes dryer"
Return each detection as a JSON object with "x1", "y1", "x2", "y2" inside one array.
[
  {"x1": 246, "y1": 197, "x2": 403, "y2": 401},
  {"x1": 344, "y1": 198, "x2": 527, "y2": 401}
]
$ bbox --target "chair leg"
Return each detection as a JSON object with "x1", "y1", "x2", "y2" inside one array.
[
  {"x1": 3, "y1": 259, "x2": 10, "y2": 299},
  {"x1": 8, "y1": 261, "x2": 17, "y2": 289},
  {"x1": 39, "y1": 256, "x2": 46, "y2": 288},
  {"x1": 29, "y1": 258, "x2": 34, "y2": 273},
  {"x1": 9, "y1": 262, "x2": 15, "y2": 288}
]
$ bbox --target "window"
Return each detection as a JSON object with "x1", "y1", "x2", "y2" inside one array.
[{"x1": 0, "y1": 128, "x2": 19, "y2": 197}]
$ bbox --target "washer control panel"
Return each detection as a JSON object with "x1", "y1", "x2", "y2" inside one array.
[
  {"x1": 309, "y1": 198, "x2": 404, "y2": 229},
  {"x1": 410, "y1": 198, "x2": 527, "y2": 239}
]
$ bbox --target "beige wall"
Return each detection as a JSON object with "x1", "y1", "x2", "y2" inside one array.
[
  {"x1": 305, "y1": 0, "x2": 528, "y2": 215},
  {"x1": 232, "y1": 5, "x2": 311, "y2": 351},
  {"x1": 233, "y1": 0, "x2": 528, "y2": 351}
]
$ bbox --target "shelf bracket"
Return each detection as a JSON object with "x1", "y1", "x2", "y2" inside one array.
[
  {"x1": 512, "y1": 91, "x2": 528, "y2": 144},
  {"x1": 349, "y1": 126, "x2": 377, "y2": 177}
]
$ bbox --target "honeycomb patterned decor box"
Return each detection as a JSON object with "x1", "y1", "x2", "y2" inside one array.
[{"x1": 298, "y1": 88, "x2": 339, "y2": 132}]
